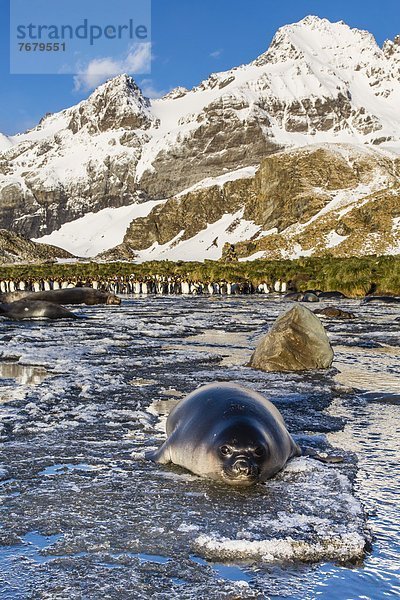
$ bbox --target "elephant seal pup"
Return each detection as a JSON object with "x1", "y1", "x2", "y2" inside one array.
[
  {"x1": 146, "y1": 382, "x2": 300, "y2": 486},
  {"x1": 284, "y1": 292, "x2": 319, "y2": 302},
  {"x1": 302, "y1": 292, "x2": 319, "y2": 302},
  {"x1": 0, "y1": 288, "x2": 120, "y2": 306},
  {"x1": 284, "y1": 292, "x2": 304, "y2": 301},
  {"x1": 0, "y1": 300, "x2": 77, "y2": 320}
]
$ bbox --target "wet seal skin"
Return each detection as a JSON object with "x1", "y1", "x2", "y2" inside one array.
[
  {"x1": 362, "y1": 296, "x2": 400, "y2": 304},
  {"x1": 0, "y1": 288, "x2": 121, "y2": 306},
  {"x1": 0, "y1": 300, "x2": 77, "y2": 320},
  {"x1": 146, "y1": 382, "x2": 301, "y2": 486}
]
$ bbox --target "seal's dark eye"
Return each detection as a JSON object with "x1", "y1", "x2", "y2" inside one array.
[
  {"x1": 254, "y1": 446, "x2": 265, "y2": 457},
  {"x1": 220, "y1": 445, "x2": 232, "y2": 456}
]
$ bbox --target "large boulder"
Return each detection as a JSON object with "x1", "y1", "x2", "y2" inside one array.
[{"x1": 249, "y1": 305, "x2": 334, "y2": 372}]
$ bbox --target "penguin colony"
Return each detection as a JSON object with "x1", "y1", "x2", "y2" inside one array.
[{"x1": 0, "y1": 276, "x2": 289, "y2": 296}]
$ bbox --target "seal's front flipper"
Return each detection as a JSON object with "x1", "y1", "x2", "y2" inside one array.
[
  {"x1": 301, "y1": 446, "x2": 344, "y2": 464},
  {"x1": 291, "y1": 439, "x2": 302, "y2": 458},
  {"x1": 145, "y1": 442, "x2": 171, "y2": 464},
  {"x1": 312, "y1": 453, "x2": 344, "y2": 464}
]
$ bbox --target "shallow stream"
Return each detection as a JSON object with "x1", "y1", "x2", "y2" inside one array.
[{"x1": 0, "y1": 295, "x2": 399, "y2": 599}]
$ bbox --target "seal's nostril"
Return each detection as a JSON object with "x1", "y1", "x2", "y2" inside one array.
[{"x1": 233, "y1": 459, "x2": 250, "y2": 475}]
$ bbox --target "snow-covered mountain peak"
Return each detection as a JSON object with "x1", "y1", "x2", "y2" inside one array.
[
  {"x1": 67, "y1": 73, "x2": 155, "y2": 134},
  {"x1": 161, "y1": 87, "x2": 189, "y2": 101},
  {"x1": 9, "y1": 74, "x2": 155, "y2": 144},
  {"x1": 256, "y1": 15, "x2": 382, "y2": 69},
  {"x1": 87, "y1": 73, "x2": 145, "y2": 104}
]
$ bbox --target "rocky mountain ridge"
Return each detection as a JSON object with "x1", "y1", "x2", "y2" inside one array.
[
  {"x1": 0, "y1": 15, "x2": 399, "y2": 260},
  {"x1": 104, "y1": 143, "x2": 400, "y2": 261}
]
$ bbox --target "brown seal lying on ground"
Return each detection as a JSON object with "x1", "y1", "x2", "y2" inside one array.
[{"x1": 0, "y1": 288, "x2": 120, "y2": 306}]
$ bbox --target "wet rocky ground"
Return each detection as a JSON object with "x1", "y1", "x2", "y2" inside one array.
[{"x1": 0, "y1": 295, "x2": 399, "y2": 599}]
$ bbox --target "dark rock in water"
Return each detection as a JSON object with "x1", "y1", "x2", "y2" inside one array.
[
  {"x1": 314, "y1": 307, "x2": 356, "y2": 319},
  {"x1": 363, "y1": 296, "x2": 400, "y2": 304},
  {"x1": 249, "y1": 305, "x2": 334, "y2": 372},
  {"x1": 284, "y1": 292, "x2": 304, "y2": 301},
  {"x1": 302, "y1": 292, "x2": 319, "y2": 303},
  {"x1": 318, "y1": 291, "x2": 348, "y2": 299},
  {"x1": 301, "y1": 447, "x2": 345, "y2": 464},
  {"x1": 0, "y1": 300, "x2": 77, "y2": 320}
]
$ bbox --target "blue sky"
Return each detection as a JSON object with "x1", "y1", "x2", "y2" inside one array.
[{"x1": 1, "y1": 0, "x2": 399, "y2": 135}]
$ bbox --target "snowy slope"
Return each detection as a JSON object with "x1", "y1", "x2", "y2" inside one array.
[
  {"x1": 134, "y1": 209, "x2": 263, "y2": 263},
  {"x1": 175, "y1": 166, "x2": 258, "y2": 197},
  {"x1": 0, "y1": 133, "x2": 12, "y2": 151},
  {"x1": 33, "y1": 200, "x2": 165, "y2": 257}
]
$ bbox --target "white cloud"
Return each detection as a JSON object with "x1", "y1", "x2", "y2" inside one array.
[
  {"x1": 139, "y1": 78, "x2": 167, "y2": 99},
  {"x1": 73, "y1": 43, "x2": 151, "y2": 92},
  {"x1": 209, "y1": 49, "x2": 223, "y2": 58}
]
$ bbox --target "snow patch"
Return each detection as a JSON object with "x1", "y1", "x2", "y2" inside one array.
[
  {"x1": 325, "y1": 230, "x2": 349, "y2": 248},
  {"x1": 238, "y1": 251, "x2": 267, "y2": 262},
  {"x1": 387, "y1": 217, "x2": 400, "y2": 255},
  {"x1": 176, "y1": 166, "x2": 258, "y2": 197},
  {"x1": 0, "y1": 133, "x2": 13, "y2": 151},
  {"x1": 32, "y1": 200, "x2": 166, "y2": 257}
]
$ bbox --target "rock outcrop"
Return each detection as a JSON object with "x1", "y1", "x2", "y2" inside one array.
[
  {"x1": 0, "y1": 76, "x2": 151, "y2": 238},
  {"x1": 314, "y1": 307, "x2": 356, "y2": 319},
  {"x1": 0, "y1": 229, "x2": 73, "y2": 264}
]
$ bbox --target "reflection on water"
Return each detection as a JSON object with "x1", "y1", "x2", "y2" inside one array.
[
  {"x1": 169, "y1": 329, "x2": 251, "y2": 366},
  {"x1": 334, "y1": 345, "x2": 400, "y2": 393},
  {"x1": 317, "y1": 349, "x2": 400, "y2": 600},
  {"x1": 149, "y1": 398, "x2": 179, "y2": 417},
  {"x1": 23, "y1": 531, "x2": 62, "y2": 550},
  {"x1": 190, "y1": 554, "x2": 252, "y2": 583},
  {"x1": 0, "y1": 362, "x2": 48, "y2": 386},
  {"x1": 39, "y1": 463, "x2": 102, "y2": 476},
  {"x1": 334, "y1": 365, "x2": 400, "y2": 393}
]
